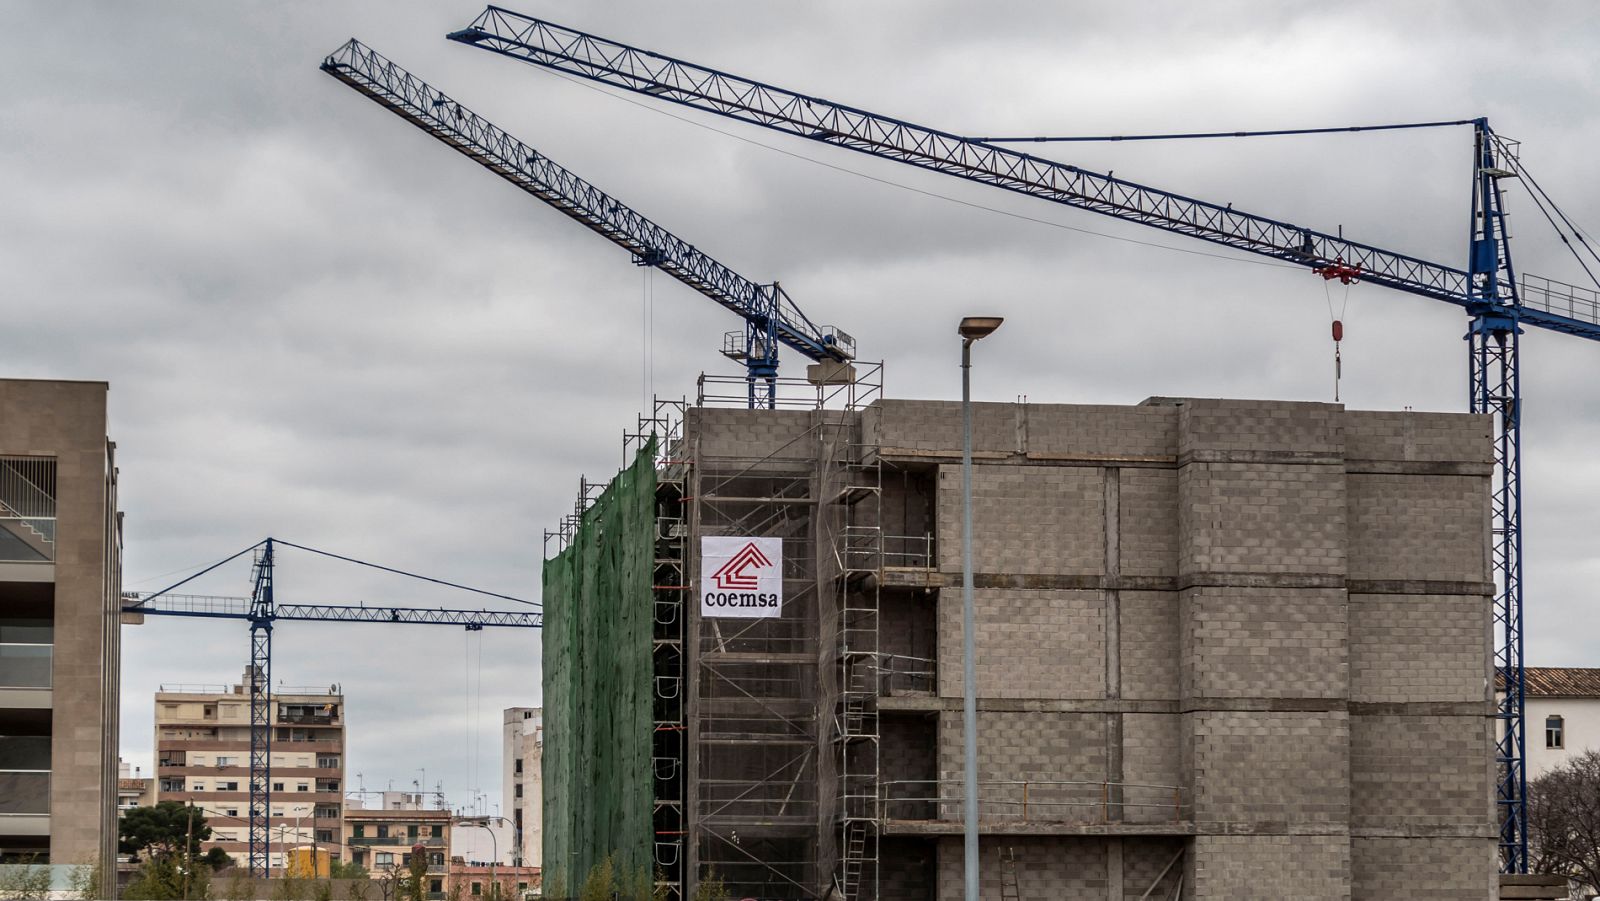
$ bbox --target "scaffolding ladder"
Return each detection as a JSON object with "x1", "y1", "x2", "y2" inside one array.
[
  {"x1": 835, "y1": 444, "x2": 881, "y2": 900},
  {"x1": 639, "y1": 402, "x2": 688, "y2": 901}
]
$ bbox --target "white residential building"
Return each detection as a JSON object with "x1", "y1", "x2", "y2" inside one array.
[
  {"x1": 501, "y1": 707, "x2": 542, "y2": 866},
  {"x1": 1520, "y1": 667, "x2": 1600, "y2": 778}
]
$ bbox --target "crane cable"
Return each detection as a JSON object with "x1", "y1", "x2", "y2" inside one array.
[{"x1": 1324, "y1": 278, "x2": 1351, "y2": 403}]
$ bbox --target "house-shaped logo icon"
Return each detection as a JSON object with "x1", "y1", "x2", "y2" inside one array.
[{"x1": 711, "y1": 541, "x2": 772, "y2": 590}]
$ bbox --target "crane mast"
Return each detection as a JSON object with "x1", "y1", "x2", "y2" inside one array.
[
  {"x1": 320, "y1": 39, "x2": 854, "y2": 408},
  {"x1": 450, "y1": 6, "x2": 1600, "y2": 875}
]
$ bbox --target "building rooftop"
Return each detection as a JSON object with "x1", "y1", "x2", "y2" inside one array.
[{"x1": 1506, "y1": 667, "x2": 1600, "y2": 697}]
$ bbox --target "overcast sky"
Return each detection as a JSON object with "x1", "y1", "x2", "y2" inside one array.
[{"x1": 4, "y1": 2, "x2": 1598, "y2": 813}]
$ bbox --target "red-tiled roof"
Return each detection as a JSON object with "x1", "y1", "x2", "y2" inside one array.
[{"x1": 1511, "y1": 667, "x2": 1600, "y2": 697}]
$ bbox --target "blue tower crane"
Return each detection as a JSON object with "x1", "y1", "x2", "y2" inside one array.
[
  {"x1": 124, "y1": 537, "x2": 541, "y2": 878},
  {"x1": 319, "y1": 39, "x2": 855, "y2": 409},
  {"x1": 447, "y1": 7, "x2": 1600, "y2": 874}
]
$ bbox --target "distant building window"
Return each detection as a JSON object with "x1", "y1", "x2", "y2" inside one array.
[
  {"x1": 513, "y1": 760, "x2": 522, "y2": 775},
  {"x1": 273, "y1": 782, "x2": 285, "y2": 792},
  {"x1": 217, "y1": 756, "x2": 235, "y2": 767},
  {"x1": 353, "y1": 824, "x2": 364, "y2": 837},
  {"x1": 192, "y1": 782, "x2": 206, "y2": 791},
  {"x1": 1548, "y1": 715, "x2": 1565, "y2": 749},
  {"x1": 226, "y1": 808, "x2": 239, "y2": 817},
  {"x1": 375, "y1": 852, "x2": 393, "y2": 867},
  {"x1": 377, "y1": 825, "x2": 389, "y2": 838},
  {"x1": 431, "y1": 825, "x2": 443, "y2": 838},
  {"x1": 220, "y1": 781, "x2": 239, "y2": 791},
  {"x1": 471, "y1": 884, "x2": 482, "y2": 896},
  {"x1": 429, "y1": 880, "x2": 442, "y2": 894},
  {"x1": 514, "y1": 784, "x2": 522, "y2": 799}
]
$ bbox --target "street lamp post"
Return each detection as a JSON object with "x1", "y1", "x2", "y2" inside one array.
[
  {"x1": 459, "y1": 816, "x2": 509, "y2": 900},
  {"x1": 958, "y1": 316, "x2": 1003, "y2": 901}
]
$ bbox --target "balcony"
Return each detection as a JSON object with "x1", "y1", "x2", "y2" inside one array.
[
  {"x1": 346, "y1": 835, "x2": 445, "y2": 848},
  {"x1": 0, "y1": 644, "x2": 52, "y2": 689}
]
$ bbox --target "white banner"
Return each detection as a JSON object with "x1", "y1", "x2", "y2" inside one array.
[{"x1": 700, "y1": 536, "x2": 783, "y2": 618}]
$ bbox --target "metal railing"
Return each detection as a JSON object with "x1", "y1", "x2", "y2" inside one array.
[
  {"x1": 882, "y1": 533, "x2": 935, "y2": 569},
  {"x1": 696, "y1": 360, "x2": 884, "y2": 410},
  {"x1": 879, "y1": 779, "x2": 1187, "y2": 825},
  {"x1": 1523, "y1": 273, "x2": 1600, "y2": 325},
  {"x1": 0, "y1": 456, "x2": 56, "y2": 563}
]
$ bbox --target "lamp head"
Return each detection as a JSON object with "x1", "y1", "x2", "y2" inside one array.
[{"x1": 959, "y1": 316, "x2": 1004, "y2": 341}]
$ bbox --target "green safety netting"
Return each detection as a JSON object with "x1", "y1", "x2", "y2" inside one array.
[{"x1": 541, "y1": 438, "x2": 655, "y2": 892}]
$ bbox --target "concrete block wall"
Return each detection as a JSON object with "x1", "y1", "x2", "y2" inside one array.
[
  {"x1": 1188, "y1": 834, "x2": 1350, "y2": 900},
  {"x1": 684, "y1": 407, "x2": 820, "y2": 462},
  {"x1": 1185, "y1": 710, "x2": 1351, "y2": 826},
  {"x1": 858, "y1": 397, "x2": 1494, "y2": 898},
  {"x1": 1349, "y1": 593, "x2": 1490, "y2": 704},
  {"x1": 936, "y1": 588, "x2": 1105, "y2": 699},
  {"x1": 935, "y1": 464, "x2": 1103, "y2": 575},
  {"x1": 1350, "y1": 836, "x2": 1499, "y2": 900},
  {"x1": 1178, "y1": 587, "x2": 1348, "y2": 700},
  {"x1": 1350, "y1": 715, "x2": 1494, "y2": 829}
]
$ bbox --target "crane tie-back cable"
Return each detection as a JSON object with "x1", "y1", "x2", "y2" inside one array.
[{"x1": 964, "y1": 119, "x2": 1478, "y2": 143}]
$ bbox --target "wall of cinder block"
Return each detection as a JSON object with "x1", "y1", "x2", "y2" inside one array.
[{"x1": 867, "y1": 397, "x2": 1497, "y2": 900}]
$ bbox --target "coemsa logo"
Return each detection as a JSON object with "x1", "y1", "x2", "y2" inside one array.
[{"x1": 711, "y1": 542, "x2": 773, "y2": 590}]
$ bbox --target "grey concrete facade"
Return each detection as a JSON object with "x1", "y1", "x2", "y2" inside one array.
[
  {"x1": 0, "y1": 379, "x2": 123, "y2": 890},
  {"x1": 671, "y1": 395, "x2": 1497, "y2": 900}
]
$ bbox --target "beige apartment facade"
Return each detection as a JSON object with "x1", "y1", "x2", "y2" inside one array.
[
  {"x1": 344, "y1": 804, "x2": 451, "y2": 899},
  {"x1": 0, "y1": 379, "x2": 123, "y2": 892},
  {"x1": 153, "y1": 673, "x2": 345, "y2": 869}
]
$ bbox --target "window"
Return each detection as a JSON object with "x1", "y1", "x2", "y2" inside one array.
[
  {"x1": 471, "y1": 884, "x2": 482, "y2": 897},
  {"x1": 316, "y1": 829, "x2": 334, "y2": 843},
  {"x1": 429, "y1": 880, "x2": 442, "y2": 894},
  {"x1": 272, "y1": 782, "x2": 285, "y2": 792},
  {"x1": 428, "y1": 853, "x2": 443, "y2": 868},
  {"x1": 225, "y1": 808, "x2": 239, "y2": 817},
  {"x1": 516, "y1": 884, "x2": 527, "y2": 893},
  {"x1": 216, "y1": 756, "x2": 235, "y2": 767},
  {"x1": 317, "y1": 755, "x2": 340, "y2": 769},
  {"x1": 514, "y1": 784, "x2": 522, "y2": 799},
  {"x1": 220, "y1": 781, "x2": 239, "y2": 791},
  {"x1": 408, "y1": 825, "x2": 419, "y2": 839},
  {"x1": 513, "y1": 760, "x2": 522, "y2": 775},
  {"x1": 353, "y1": 824, "x2": 365, "y2": 837},
  {"x1": 297, "y1": 783, "x2": 310, "y2": 792},
  {"x1": 1548, "y1": 715, "x2": 1565, "y2": 749},
  {"x1": 377, "y1": 825, "x2": 389, "y2": 838},
  {"x1": 431, "y1": 825, "x2": 443, "y2": 838},
  {"x1": 375, "y1": 853, "x2": 393, "y2": 867},
  {"x1": 192, "y1": 782, "x2": 206, "y2": 791}
]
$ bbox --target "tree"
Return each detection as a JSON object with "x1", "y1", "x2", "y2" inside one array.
[
  {"x1": 1529, "y1": 748, "x2": 1600, "y2": 896},
  {"x1": 329, "y1": 860, "x2": 369, "y2": 881},
  {"x1": 402, "y1": 846, "x2": 428, "y2": 901},
  {"x1": 120, "y1": 802, "x2": 215, "y2": 862}
]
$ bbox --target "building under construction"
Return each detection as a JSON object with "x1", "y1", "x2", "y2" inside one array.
[{"x1": 539, "y1": 370, "x2": 1499, "y2": 900}]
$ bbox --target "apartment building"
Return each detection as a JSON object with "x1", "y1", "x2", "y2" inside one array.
[
  {"x1": 116, "y1": 759, "x2": 153, "y2": 814},
  {"x1": 152, "y1": 672, "x2": 345, "y2": 869},
  {"x1": 344, "y1": 801, "x2": 451, "y2": 899},
  {"x1": 0, "y1": 379, "x2": 123, "y2": 893},
  {"x1": 501, "y1": 707, "x2": 542, "y2": 866}
]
